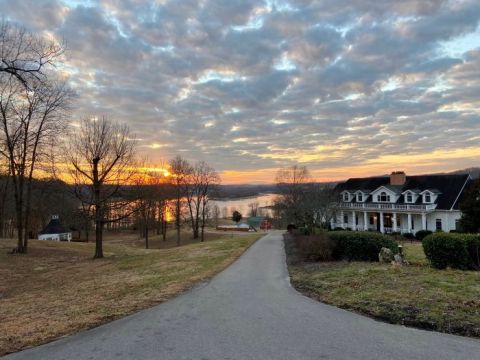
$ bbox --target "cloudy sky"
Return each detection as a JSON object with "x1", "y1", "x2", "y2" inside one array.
[{"x1": 3, "y1": 0, "x2": 480, "y2": 183}]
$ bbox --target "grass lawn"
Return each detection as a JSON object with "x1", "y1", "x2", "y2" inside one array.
[
  {"x1": 102, "y1": 227, "x2": 243, "y2": 249},
  {"x1": 285, "y1": 237, "x2": 480, "y2": 338},
  {"x1": 0, "y1": 231, "x2": 263, "y2": 355}
]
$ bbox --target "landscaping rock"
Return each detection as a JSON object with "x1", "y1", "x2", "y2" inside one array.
[
  {"x1": 379, "y1": 247, "x2": 394, "y2": 263},
  {"x1": 393, "y1": 254, "x2": 406, "y2": 266}
]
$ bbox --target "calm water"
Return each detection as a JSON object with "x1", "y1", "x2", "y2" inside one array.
[{"x1": 211, "y1": 193, "x2": 278, "y2": 218}]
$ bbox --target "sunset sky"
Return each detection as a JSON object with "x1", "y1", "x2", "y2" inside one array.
[{"x1": 3, "y1": 0, "x2": 480, "y2": 184}]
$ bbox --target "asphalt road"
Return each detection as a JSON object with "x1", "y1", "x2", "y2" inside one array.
[{"x1": 4, "y1": 231, "x2": 480, "y2": 360}]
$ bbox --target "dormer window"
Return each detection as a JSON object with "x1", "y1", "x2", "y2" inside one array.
[
  {"x1": 343, "y1": 193, "x2": 349, "y2": 202},
  {"x1": 379, "y1": 192, "x2": 390, "y2": 202},
  {"x1": 406, "y1": 193, "x2": 413, "y2": 203},
  {"x1": 357, "y1": 193, "x2": 363, "y2": 202},
  {"x1": 425, "y1": 193, "x2": 431, "y2": 203}
]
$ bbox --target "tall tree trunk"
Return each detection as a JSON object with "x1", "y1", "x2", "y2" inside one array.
[
  {"x1": 23, "y1": 178, "x2": 33, "y2": 252},
  {"x1": 162, "y1": 219, "x2": 167, "y2": 241},
  {"x1": 0, "y1": 176, "x2": 9, "y2": 238},
  {"x1": 200, "y1": 203, "x2": 206, "y2": 242},
  {"x1": 94, "y1": 218, "x2": 103, "y2": 259},
  {"x1": 93, "y1": 158, "x2": 103, "y2": 259},
  {"x1": 12, "y1": 171, "x2": 25, "y2": 253},
  {"x1": 145, "y1": 221, "x2": 149, "y2": 249},
  {"x1": 175, "y1": 196, "x2": 181, "y2": 246}
]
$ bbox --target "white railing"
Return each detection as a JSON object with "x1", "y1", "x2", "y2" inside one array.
[
  {"x1": 331, "y1": 224, "x2": 417, "y2": 234},
  {"x1": 338, "y1": 202, "x2": 436, "y2": 212}
]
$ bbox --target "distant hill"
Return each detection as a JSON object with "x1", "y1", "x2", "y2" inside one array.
[{"x1": 445, "y1": 167, "x2": 480, "y2": 179}]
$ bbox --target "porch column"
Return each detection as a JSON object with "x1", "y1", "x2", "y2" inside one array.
[
  {"x1": 407, "y1": 213, "x2": 412, "y2": 233},
  {"x1": 379, "y1": 212, "x2": 385, "y2": 233},
  {"x1": 392, "y1": 213, "x2": 397, "y2": 232},
  {"x1": 363, "y1": 211, "x2": 368, "y2": 231},
  {"x1": 340, "y1": 210, "x2": 345, "y2": 229},
  {"x1": 421, "y1": 213, "x2": 427, "y2": 231},
  {"x1": 330, "y1": 217, "x2": 335, "y2": 229},
  {"x1": 352, "y1": 211, "x2": 356, "y2": 231}
]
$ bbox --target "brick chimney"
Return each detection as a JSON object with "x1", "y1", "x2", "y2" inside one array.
[{"x1": 390, "y1": 171, "x2": 406, "y2": 186}]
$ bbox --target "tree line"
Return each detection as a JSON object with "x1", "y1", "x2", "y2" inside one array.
[{"x1": 0, "y1": 21, "x2": 220, "y2": 258}]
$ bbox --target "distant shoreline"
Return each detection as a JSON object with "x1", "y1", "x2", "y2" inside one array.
[{"x1": 211, "y1": 192, "x2": 279, "y2": 201}]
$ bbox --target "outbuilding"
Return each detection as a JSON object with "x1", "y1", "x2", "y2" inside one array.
[{"x1": 38, "y1": 215, "x2": 72, "y2": 242}]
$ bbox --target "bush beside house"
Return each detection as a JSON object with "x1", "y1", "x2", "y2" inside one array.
[
  {"x1": 289, "y1": 230, "x2": 398, "y2": 263},
  {"x1": 423, "y1": 233, "x2": 480, "y2": 270},
  {"x1": 329, "y1": 231, "x2": 399, "y2": 261}
]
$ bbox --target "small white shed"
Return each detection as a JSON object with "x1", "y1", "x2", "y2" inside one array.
[{"x1": 38, "y1": 215, "x2": 72, "y2": 242}]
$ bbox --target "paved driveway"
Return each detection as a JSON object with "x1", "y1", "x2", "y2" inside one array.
[{"x1": 4, "y1": 231, "x2": 480, "y2": 360}]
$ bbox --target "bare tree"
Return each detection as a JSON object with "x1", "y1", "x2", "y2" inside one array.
[
  {"x1": 275, "y1": 165, "x2": 311, "y2": 229},
  {"x1": 168, "y1": 156, "x2": 192, "y2": 246},
  {"x1": 222, "y1": 206, "x2": 228, "y2": 219},
  {"x1": 0, "y1": 21, "x2": 70, "y2": 252},
  {"x1": 248, "y1": 201, "x2": 259, "y2": 217},
  {"x1": 0, "y1": 157, "x2": 9, "y2": 237},
  {"x1": 0, "y1": 77, "x2": 71, "y2": 252},
  {"x1": 275, "y1": 165, "x2": 337, "y2": 232},
  {"x1": 212, "y1": 204, "x2": 220, "y2": 229},
  {"x1": 185, "y1": 161, "x2": 220, "y2": 241},
  {"x1": 135, "y1": 166, "x2": 168, "y2": 249},
  {"x1": 64, "y1": 117, "x2": 136, "y2": 258},
  {"x1": 0, "y1": 21, "x2": 64, "y2": 88},
  {"x1": 197, "y1": 162, "x2": 220, "y2": 242}
]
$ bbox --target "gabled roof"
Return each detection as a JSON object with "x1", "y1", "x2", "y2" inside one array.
[
  {"x1": 39, "y1": 218, "x2": 69, "y2": 235},
  {"x1": 402, "y1": 189, "x2": 421, "y2": 194},
  {"x1": 373, "y1": 185, "x2": 403, "y2": 195},
  {"x1": 420, "y1": 189, "x2": 442, "y2": 194},
  {"x1": 354, "y1": 189, "x2": 371, "y2": 194},
  {"x1": 335, "y1": 174, "x2": 471, "y2": 210}
]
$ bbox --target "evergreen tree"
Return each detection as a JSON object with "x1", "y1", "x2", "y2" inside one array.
[{"x1": 459, "y1": 179, "x2": 480, "y2": 233}]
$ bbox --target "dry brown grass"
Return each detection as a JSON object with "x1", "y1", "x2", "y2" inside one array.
[{"x1": 0, "y1": 231, "x2": 262, "y2": 355}]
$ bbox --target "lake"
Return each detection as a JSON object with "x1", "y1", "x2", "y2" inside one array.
[{"x1": 211, "y1": 193, "x2": 278, "y2": 218}]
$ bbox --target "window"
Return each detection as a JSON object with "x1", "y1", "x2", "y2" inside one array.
[
  {"x1": 379, "y1": 192, "x2": 390, "y2": 202},
  {"x1": 436, "y1": 219, "x2": 442, "y2": 231},
  {"x1": 357, "y1": 193, "x2": 363, "y2": 202},
  {"x1": 355, "y1": 215, "x2": 359, "y2": 225},
  {"x1": 425, "y1": 193, "x2": 431, "y2": 203},
  {"x1": 343, "y1": 215, "x2": 348, "y2": 224},
  {"x1": 411, "y1": 217, "x2": 415, "y2": 230},
  {"x1": 369, "y1": 216, "x2": 375, "y2": 225},
  {"x1": 455, "y1": 219, "x2": 460, "y2": 231},
  {"x1": 343, "y1": 193, "x2": 349, "y2": 202},
  {"x1": 406, "y1": 193, "x2": 413, "y2": 203}
]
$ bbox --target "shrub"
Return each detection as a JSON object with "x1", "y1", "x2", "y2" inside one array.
[
  {"x1": 293, "y1": 233, "x2": 336, "y2": 262},
  {"x1": 286, "y1": 224, "x2": 297, "y2": 232},
  {"x1": 402, "y1": 232, "x2": 415, "y2": 240},
  {"x1": 465, "y1": 235, "x2": 480, "y2": 270},
  {"x1": 328, "y1": 231, "x2": 398, "y2": 262},
  {"x1": 415, "y1": 230, "x2": 432, "y2": 241},
  {"x1": 422, "y1": 233, "x2": 480, "y2": 270}
]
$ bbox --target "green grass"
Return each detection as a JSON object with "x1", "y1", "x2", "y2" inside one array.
[
  {"x1": 0, "y1": 232, "x2": 262, "y2": 355},
  {"x1": 286, "y1": 239, "x2": 480, "y2": 337}
]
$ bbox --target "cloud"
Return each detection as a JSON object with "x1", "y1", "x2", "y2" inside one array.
[{"x1": 2, "y1": 0, "x2": 480, "y2": 183}]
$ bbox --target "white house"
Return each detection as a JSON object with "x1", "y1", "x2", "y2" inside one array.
[
  {"x1": 38, "y1": 215, "x2": 72, "y2": 242},
  {"x1": 332, "y1": 171, "x2": 471, "y2": 234}
]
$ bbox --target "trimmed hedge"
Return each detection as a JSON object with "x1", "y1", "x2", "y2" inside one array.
[
  {"x1": 328, "y1": 231, "x2": 399, "y2": 262},
  {"x1": 415, "y1": 230, "x2": 433, "y2": 241},
  {"x1": 422, "y1": 233, "x2": 480, "y2": 270}
]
